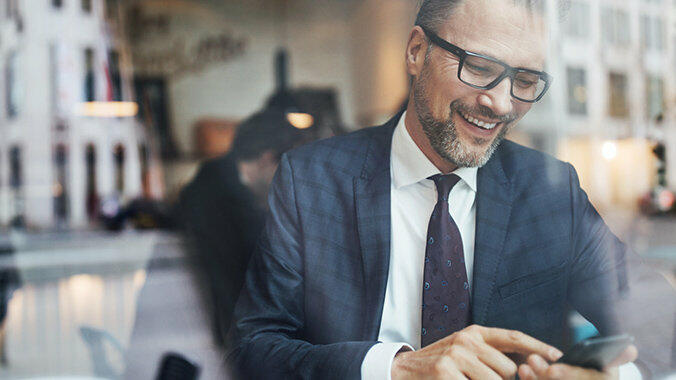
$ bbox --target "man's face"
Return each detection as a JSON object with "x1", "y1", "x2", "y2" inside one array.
[{"x1": 412, "y1": 0, "x2": 547, "y2": 167}]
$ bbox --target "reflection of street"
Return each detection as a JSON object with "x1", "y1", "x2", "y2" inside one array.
[
  {"x1": 0, "y1": 231, "x2": 166, "y2": 379},
  {"x1": 604, "y1": 211, "x2": 676, "y2": 285},
  {"x1": 0, "y1": 213, "x2": 674, "y2": 378}
]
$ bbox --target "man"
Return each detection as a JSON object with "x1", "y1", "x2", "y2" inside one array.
[
  {"x1": 230, "y1": 1, "x2": 676, "y2": 379},
  {"x1": 178, "y1": 110, "x2": 307, "y2": 348}
]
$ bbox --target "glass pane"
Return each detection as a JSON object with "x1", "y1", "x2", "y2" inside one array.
[
  {"x1": 602, "y1": 7, "x2": 631, "y2": 45},
  {"x1": 564, "y1": 1, "x2": 590, "y2": 38},
  {"x1": 567, "y1": 67, "x2": 587, "y2": 115},
  {"x1": 460, "y1": 55, "x2": 504, "y2": 86},
  {"x1": 608, "y1": 72, "x2": 629, "y2": 118},
  {"x1": 82, "y1": 0, "x2": 92, "y2": 13},
  {"x1": 642, "y1": 15, "x2": 664, "y2": 51},
  {"x1": 1, "y1": 2, "x2": 675, "y2": 379},
  {"x1": 512, "y1": 71, "x2": 544, "y2": 100},
  {"x1": 5, "y1": 50, "x2": 21, "y2": 118},
  {"x1": 617, "y1": 11, "x2": 630, "y2": 44},
  {"x1": 646, "y1": 76, "x2": 664, "y2": 119}
]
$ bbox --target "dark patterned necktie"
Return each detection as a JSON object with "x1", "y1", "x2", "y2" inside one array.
[{"x1": 421, "y1": 174, "x2": 471, "y2": 348}]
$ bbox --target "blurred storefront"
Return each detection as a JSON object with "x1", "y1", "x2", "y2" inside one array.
[{"x1": 0, "y1": 0, "x2": 158, "y2": 230}]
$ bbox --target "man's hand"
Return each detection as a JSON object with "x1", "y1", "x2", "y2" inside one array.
[
  {"x1": 517, "y1": 345, "x2": 638, "y2": 380},
  {"x1": 391, "y1": 325, "x2": 563, "y2": 379}
]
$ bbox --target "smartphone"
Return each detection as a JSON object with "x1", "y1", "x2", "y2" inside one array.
[{"x1": 556, "y1": 334, "x2": 634, "y2": 371}]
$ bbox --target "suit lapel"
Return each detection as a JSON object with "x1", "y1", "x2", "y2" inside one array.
[
  {"x1": 354, "y1": 115, "x2": 398, "y2": 340},
  {"x1": 472, "y1": 147, "x2": 513, "y2": 325}
]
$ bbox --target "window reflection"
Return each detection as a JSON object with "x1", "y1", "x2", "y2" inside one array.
[{"x1": 0, "y1": 0, "x2": 673, "y2": 378}]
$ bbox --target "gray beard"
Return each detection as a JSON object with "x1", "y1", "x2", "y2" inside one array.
[{"x1": 412, "y1": 64, "x2": 515, "y2": 168}]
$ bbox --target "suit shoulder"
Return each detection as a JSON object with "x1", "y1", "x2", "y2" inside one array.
[
  {"x1": 497, "y1": 140, "x2": 572, "y2": 186},
  {"x1": 499, "y1": 140, "x2": 570, "y2": 171},
  {"x1": 284, "y1": 125, "x2": 390, "y2": 177}
]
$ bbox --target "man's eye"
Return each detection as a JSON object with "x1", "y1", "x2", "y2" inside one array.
[
  {"x1": 515, "y1": 79, "x2": 537, "y2": 88},
  {"x1": 465, "y1": 63, "x2": 498, "y2": 78},
  {"x1": 466, "y1": 63, "x2": 491, "y2": 73}
]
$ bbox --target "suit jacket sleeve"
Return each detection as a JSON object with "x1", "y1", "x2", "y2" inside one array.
[
  {"x1": 228, "y1": 153, "x2": 377, "y2": 380},
  {"x1": 566, "y1": 163, "x2": 676, "y2": 376}
]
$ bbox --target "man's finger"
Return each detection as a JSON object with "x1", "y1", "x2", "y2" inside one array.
[
  {"x1": 474, "y1": 341, "x2": 519, "y2": 378},
  {"x1": 481, "y1": 327, "x2": 563, "y2": 361},
  {"x1": 452, "y1": 346, "x2": 502, "y2": 380},
  {"x1": 526, "y1": 353, "x2": 550, "y2": 376},
  {"x1": 518, "y1": 364, "x2": 537, "y2": 380},
  {"x1": 606, "y1": 345, "x2": 638, "y2": 369},
  {"x1": 544, "y1": 363, "x2": 601, "y2": 380}
]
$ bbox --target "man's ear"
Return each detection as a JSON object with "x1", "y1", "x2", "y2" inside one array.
[{"x1": 405, "y1": 26, "x2": 428, "y2": 77}]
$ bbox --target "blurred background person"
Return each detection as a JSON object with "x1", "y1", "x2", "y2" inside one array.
[
  {"x1": 124, "y1": 110, "x2": 312, "y2": 379},
  {"x1": 177, "y1": 109, "x2": 311, "y2": 349}
]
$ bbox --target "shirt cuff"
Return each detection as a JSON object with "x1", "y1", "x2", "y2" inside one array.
[
  {"x1": 361, "y1": 342, "x2": 414, "y2": 380},
  {"x1": 618, "y1": 362, "x2": 642, "y2": 380}
]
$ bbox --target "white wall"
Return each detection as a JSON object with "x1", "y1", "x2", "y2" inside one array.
[
  {"x1": 157, "y1": 0, "x2": 362, "y2": 155},
  {"x1": 350, "y1": 0, "x2": 417, "y2": 126}
]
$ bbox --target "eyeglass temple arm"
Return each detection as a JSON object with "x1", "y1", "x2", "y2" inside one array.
[{"x1": 419, "y1": 26, "x2": 465, "y2": 58}]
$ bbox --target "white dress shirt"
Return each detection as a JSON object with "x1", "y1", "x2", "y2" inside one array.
[{"x1": 360, "y1": 112, "x2": 641, "y2": 380}]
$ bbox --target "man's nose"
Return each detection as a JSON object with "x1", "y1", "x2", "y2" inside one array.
[{"x1": 477, "y1": 77, "x2": 513, "y2": 117}]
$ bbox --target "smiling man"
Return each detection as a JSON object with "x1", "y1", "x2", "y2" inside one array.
[{"x1": 229, "y1": 1, "x2": 676, "y2": 379}]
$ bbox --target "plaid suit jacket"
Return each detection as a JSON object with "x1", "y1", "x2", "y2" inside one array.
[{"x1": 230, "y1": 113, "x2": 675, "y2": 379}]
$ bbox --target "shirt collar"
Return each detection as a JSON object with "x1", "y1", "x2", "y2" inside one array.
[{"x1": 391, "y1": 111, "x2": 477, "y2": 192}]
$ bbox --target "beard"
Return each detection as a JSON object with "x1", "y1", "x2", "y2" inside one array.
[{"x1": 412, "y1": 60, "x2": 517, "y2": 168}]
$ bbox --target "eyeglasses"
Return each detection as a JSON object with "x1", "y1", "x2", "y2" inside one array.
[{"x1": 420, "y1": 26, "x2": 552, "y2": 103}]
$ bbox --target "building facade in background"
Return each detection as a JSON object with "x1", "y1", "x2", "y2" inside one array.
[
  {"x1": 0, "y1": 0, "x2": 148, "y2": 229},
  {"x1": 142, "y1": 0, "x2": 676, "y2": 212},
  {"x1": 0, "y1": 0, "x2": 674, "y2": 229},
  {"x1": 517, "y1": 0, "x2": 676, "y2": 210}
]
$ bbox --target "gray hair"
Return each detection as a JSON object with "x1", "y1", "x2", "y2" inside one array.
[{"x1": 414, "y1": 0, "x2": 547, "y2": 33}]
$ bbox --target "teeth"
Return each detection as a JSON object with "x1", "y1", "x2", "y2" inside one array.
[{"x1": 461, "y1": 112, "x2": 497, "y2": 130}]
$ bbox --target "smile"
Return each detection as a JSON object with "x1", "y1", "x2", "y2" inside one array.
[{"x1": 459, "y1": 111, "x2": 500, "y2": 130}]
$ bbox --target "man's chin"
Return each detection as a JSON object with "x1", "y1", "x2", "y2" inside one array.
[
  {"x1": 443, "y1": 136, "x2": 498, "y2": 168},
  {"x1": 461, "y1": 136, "x2": 494, "y2": 156}
]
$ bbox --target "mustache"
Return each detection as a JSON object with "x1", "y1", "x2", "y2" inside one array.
[{"x1": 451, "y1": 101, "x2": 517, "y2": 124}]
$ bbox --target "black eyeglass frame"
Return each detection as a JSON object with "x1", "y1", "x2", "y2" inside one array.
[{"x1": 420, "y1": 26, "x2": 552, "y2": 103}]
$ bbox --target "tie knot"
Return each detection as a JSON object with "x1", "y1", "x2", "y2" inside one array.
[{"x1": 428, "y1": 174, "x2": 461, "y2": 202}]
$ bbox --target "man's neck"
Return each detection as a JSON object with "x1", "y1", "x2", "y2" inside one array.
[{"x1": 404, "y1": 104, "x2": 457, "y2": 174}]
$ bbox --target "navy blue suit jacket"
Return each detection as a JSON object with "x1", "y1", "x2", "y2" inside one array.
[{"x1": 230, "y1": 114, "x2": 675, "y2": 379}]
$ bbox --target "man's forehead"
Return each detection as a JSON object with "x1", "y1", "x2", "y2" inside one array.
[{"x1": 439, "y1": 0, "x2": 548, "y2": 69}]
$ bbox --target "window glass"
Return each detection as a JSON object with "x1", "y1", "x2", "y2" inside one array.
[
  {"x1": 564, "y1": 1, "x2": 590, "y2": 39},
  {"x1": 640, "y1": 15, "x2": 664, "y2": 51},
  {"x1": 5, "y1": 50, "x2": 21, "y2": 118},
  {"x1": 0, "y1": 2, "x2": 674, "y2": 379},
  {"x1": 82, "y1": 0, "x2": 92, "y2": 13},
  {"x1": 608, "y1": 72, "x2": 629, "y2": 118},
  {"x1": 602, "y1": 7, "x2": 630, "y2": 46},
  {"x1": 84, "y1": 48, "x2": 95, "y2": 102},
  {"x1": 567, "y1": 67, "x2": 588, "y2": 115},
  {"x1": 645, "y1": 75, "x2": 664, "y2": 120}
]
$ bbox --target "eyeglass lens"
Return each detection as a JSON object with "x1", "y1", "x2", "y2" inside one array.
[{"x1": 461, "y1": 55, "x2": 546, "y2": 101}]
